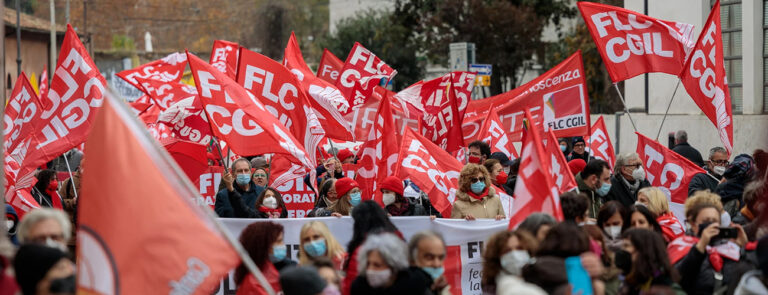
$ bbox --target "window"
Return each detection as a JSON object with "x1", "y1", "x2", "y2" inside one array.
[{"x1": 721, "y1": 0, "x2": 743, "y2": 114}]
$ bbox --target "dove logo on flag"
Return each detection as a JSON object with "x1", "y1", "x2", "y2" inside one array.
[{"x1": 542, "y1": 84, "x2": 587, "y2": 132}]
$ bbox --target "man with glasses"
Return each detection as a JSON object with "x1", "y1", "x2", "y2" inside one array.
[
  {"x1": 689, "y1": 147, "x2": 729, "y2": 196},
  {"x1": 568, "y1": 137, "x2": 591, "y2": 162},
  {"x1": 16, "y1": 208, "x2": 71, "y2": 252},
  {"x1": 607, "y1": 153, "x2": 650, "y2": 208}
]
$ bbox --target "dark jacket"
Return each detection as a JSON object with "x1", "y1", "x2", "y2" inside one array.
[
  {"x1": 576, "y1": 173, "x2": 602, "y2": 219},
  {"x1": 688, "y1": 169, "x2": 721, "y2": 196},
  {"x1": 307, "y1": 197, "x2": 332, "y2": 217},
  {"x1": 228, "y1": 189, "x2": 288, "y2": 218},
  {"x1": 672, "y1": 143, "x2": 704, "y2": 167},
  {"x1": 716, "y1": 176, "x2": 748, "y2": 204},
  {"x1": 350, "y1": 266, "x2": 432, "y2": 295},
  {"x1": 675, "y1": 244, "x2": 756, "y2": 295},
  {"x1": 387, "y1": 197, "x2": 429, "y2": 217},
  {"x1": 607, "y1": 174, "x2": 650, "y2": 208},
  {"x1": 303, "y1": 164, "x2": 344, "y2": 190},
  {"x1": 522, "y1": 256, "x2": 569, "y2": 294},
  {"x1": 214, "y1": 181, "x2": 264, "y2": 218},
  {"x1": 568, "y1": 151, "x2": 591, "y2": 162}
]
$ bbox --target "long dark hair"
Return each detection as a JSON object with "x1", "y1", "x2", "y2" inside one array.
[
  {"x1": 254, "y1": 187, "x2": 285, "y2": 208},
  {"x1": 626, "y1": 205, "x2": 663, "y2": 234},
  {"x1": 234, "y1": 222, "x2": 283, "y2": 285},
  {"x1": 621, "y1": 228, "x2": 679, "y2": 287},
  {"x1": 34, "y1": 169, "x2": 57, "y2": 193},
  {"x1": 345, "y1": 201, "x2": 398, "y2": 269},
  {"x1": 537, "y1": 223, "x2": 590, "y2": 258},
  {"x1": 597, "y1": 201, "x2": 628, "y2": 229}
]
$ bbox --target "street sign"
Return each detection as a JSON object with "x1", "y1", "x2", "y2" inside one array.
[
  {"x1": 450, "y1": 43, "x2": 476, "y2": 71},
  {"x1": 469, "y1": 64, "x2": 492, "y2": 76},
  {"x1": 474, "y1": 75, "x2": 490, "y2": 86}
]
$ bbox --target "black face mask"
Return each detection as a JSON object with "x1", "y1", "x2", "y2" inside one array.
[
  {"x1": 49, "y1": 274, "x2": 76, "y2": 294},
  {"x1": 614, "y1": 249, "x2": 633, "y2": 275}
]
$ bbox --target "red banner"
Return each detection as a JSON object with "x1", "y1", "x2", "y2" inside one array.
[
  {"x1": 117, "y1": 52, "x2": 187, "y2": 91},
  {"x1": 463, "y1": 51, "x2": 590, "y2": 143},
  {"x1": 357, "y1": 91, "x2": 401, "y2": 205},
  {"x1": 578, "y1": 2, "x2": 695, "y2": 82},
  {"x1": 335, "y1": 42, "x2": 397, "y2": 114},
  {"x1": 210, "y1": 40, "x2": 240, "y2": 80},
  {"x1": 194, "y1": 166, "x2": 224, "y2": 210},
  {"x1": 317, "y1": 49, "x2": 344, "y2": 84},
  {"x1": 418, "y1": 74, "x2": 465, "y2": 153},
  {"x1": 636, "y1": 133, "x2": 705, "y2": 222},
  {"x1": 545, "y1": 130, "x2": 577, "y2": 194},
  {"x1": 679, "y1": 1, "x2": 734, "y2": 155},
  {"x1": 588, "y1": 116, "x2": 616, "y2": 170},
  {"x1": 4, "y1": 72, "x2": 42, "y2": 154},
  {"x1": 476, "y1": 107, "x2": 518, "y2": 160}
]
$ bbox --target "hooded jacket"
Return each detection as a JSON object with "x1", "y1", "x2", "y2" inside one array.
[{"x1": 450, "y1": 186, "x2": 505, "y2": 219}]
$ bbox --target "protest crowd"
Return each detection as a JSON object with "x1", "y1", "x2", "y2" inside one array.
[{"x1": 1, "y1": 1, "x2": 768, "y2": 295}]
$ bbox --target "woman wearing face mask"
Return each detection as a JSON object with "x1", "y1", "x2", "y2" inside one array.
[
  {"x1": 481, "y1": 230, "x2": 546, "y2": 295},
  {"x1": 597, "y1": 201, "x2": 629, "y2": 252},
  {"x1": 607, "y1": 153, "x2": 651, "y2": 208},
  {"x1": 625, "y1": 205, "x2": 663, "y2": 234},
  {"x1": 451, "y1": 164, "x2": 505, "y2": 220},
  {"x1": 380, "y1": 176, "x2": 429, "y2": 217},
  {"x1": 228, "y1": 187, "x2": 288, "y2": 218},
  {"x1": 315, "y1": 178, "x2": 362, "y2": 217},
  {"x1": 235, "y1": 221, "x2": 296, "y2": 295},
  {"x1": 31, "y1": 170, "x2": 63, "y2": 209},
  {"x1": 616, "y1": 229, "x2": 682, "y2": 294},
  {"x1": 636, "y1": 187, "x2": 685, "y2": 242},
  {"x1": 299, "y1": 221, "x2": 347, "y2": 270},
  {"x1": 484, "y1": 159, "x2": 514, "y2": 196},
  {"x1": 351, "y1": 233, "x2": 431, "y2": 295},
  {"x1": 308, "y1": 178, "x2": 338, "y2": 217}
]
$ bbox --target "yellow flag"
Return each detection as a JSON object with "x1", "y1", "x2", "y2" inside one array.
[{"x1": 28, "y1": 72, "x2": 39, "y2": 95}]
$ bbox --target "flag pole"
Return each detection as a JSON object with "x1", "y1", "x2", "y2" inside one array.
[
  {"x1": 327, "y1": 138, "x2": 338, "y2": 159},
  {"x1": 655, "y1": 79, "x2": 682, "y2": 141},
  {"x1": 265, "y1": 155, "x2": 272, "y2": 185},
  {"x1": 63, "y1": 152, "x2": 79, "y2": 201},
  {"x1": 613, "y1": 83, "x2": 638, "y2": 133},
  {"x1": 212, "y1": 138, "x2": 228, "y2": 172}
]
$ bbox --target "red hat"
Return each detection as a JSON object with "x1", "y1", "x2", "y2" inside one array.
[
  {"x1": 568, "y1": 159, "x2": 587, "y2": 175},
  {"x1": 334, "y1": 177, "x2": 359, "y2": 197},
  {"x1": 379, "y1": 176, "x2": 404, "y2": 195},
  {"x1": 336, "y1": 149, "x2": 354, "y2": 162}
]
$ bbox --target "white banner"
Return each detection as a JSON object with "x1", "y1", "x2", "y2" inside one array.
[{"x1": 213, "y1": 217, "x2": 508, "y2": 295}]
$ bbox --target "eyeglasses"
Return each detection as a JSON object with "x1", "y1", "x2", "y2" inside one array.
[
  {"x1": 624, "y1": 164, "x2": 641, "y2": 169},
  {"x1": 573, "y1": 143, "x2": 585, "y2": 147},
  {"x1": 28, "y1": 233, "x2": 65, "y2": 244},
  {"x1": 253, "y1": 174, "x2": 267, "y2": 178},
  {"x1": 711, "y1": 160, "x2": 729, "y2": 165},
  {"x1": 470, "y1": 177, "x2": 486, "y2": 183}
]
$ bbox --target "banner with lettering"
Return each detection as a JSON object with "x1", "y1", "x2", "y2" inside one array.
[{"x1": 193, "y1": 166, "x2": 224, "y2": 210}]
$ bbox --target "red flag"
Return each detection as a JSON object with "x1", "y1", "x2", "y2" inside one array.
[
  {"x1": 462, "y1": 51, "x2": 591, "y2": 143},
  {"x1": 636, "y1": 132, "x2": 705, "y2": 222},
  {"x1": 130, "y1": 95, "x2": 153, "y2": 115},
  {"x1": 509, "y1": 110, "x2": 563, "y2": 229},
  {"x1": 39, "y1": 65, "x2": 48, "y2": 100},
  {"x1": 4, "y1": 72, "x2": 43, "y2": 154},
  {"x1": 335, "y1": 42, "x2": 397, "y2": 114},
  {"x1": 317, "y1": 48, "x2": 344, "y2": 84},
  {"x1": 679, "y1": 0, "x2": 734, "y2": 155},
  {"x1": 283, "y1": 33, "x2": 354, "y2": 141},
  {"x1": 476, "y1": 107, "x2": 518, "y2": 159},
  {"x1": 394, "y1": 129, "x2": 463, "y2": 217},
  {"x1": 187, "y1": 52, "x2": 315, "y2": 172},
  {"x1": 210, "y1": 40, "x2": 240, "y2": 80},
  {"x1": 577, "y1": 2, "x2": 695, "y2": 82},
  {"x1": 346, "y1": 86, "x2": 421, "y2": 140},
  {"x1": 77, "y1": 92, "x2": 240, "y2": 294},
  {"x1": 156, "y1": 97, "x2": 214, "y2": 145},
  {"x1": 116, "y1": 52, "x2": 187, "y2": 91},
  {"x1": 137, "y1": 78, "x2": 198, "y2": 110},
  {"x1": 545, "y1": 129, "x2": 577, "y2": 194},
  {"x1": 588, "y1": 116, "x2": 616, "y2": 170},
  {"x1": 357, "y1": 89, "x2": 401, "y2": 205},
  {"x1": 17, "y1": 24, "x2": 107, "y2": 180},
  {"x1": 161, "y1": 137, "x2": 208, "y2": 183},
  {"x1": 418, "y1": 74, "x2": 466, "y2": 153}
]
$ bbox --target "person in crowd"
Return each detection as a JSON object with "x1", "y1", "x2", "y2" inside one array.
[
  {"x1": 558, "y1": 138, "x2": 570, "y2": 157},
  {"x1": 734, "y1": 180, "x2": 767, "y2": 241},
  {"x1": 252, "y1": 168, "x2": 269, "y2": 189},
  {"x1": 716, "y1": 154, "x2": 757, "y2": 217},
  {"x1": 5, "y1": 205, "x2": 19, "y2": 245},
  {"x1": 671, "y1": 130, "x2": 705, "y2": 166},
  {"x1": 484, "y1": 159, "x2": 513, "y2": 195},
  {"x1": 568, "y1": 136, "x2": 590, "y2": 162},
  {"x1": 636, "y1": 187, "x2": 685, "y2": 242},
  {"x1": 350, "y1": 233, "x2": 431, "y2": 294},
  {"x1": 753, "y1": 149, "x2": 768, "y2": 179},
  {"x1": 57, "y1": 165, "x2": 80, "y2": 210},
  {"x1": 308, "y1": 178, "x2": 338, "y2": 217},
  {"x1": 279, "y1": 266, "x2": 336, "y2": 295},
  {"x1": 312, "y1": 257, "x2": 342, "y2": 292},
  {"x1": 618, "y1": 229, "x2": 682, "y2": 294},
  {"x1": 227, "y1": 186, "x2": 288, "y2": 219},
  {"x1": 481, "y1": 230, "x2": 545, "y2": 295},
  {"x1": 250, "y1": 156, "x2": 269, "y2": 171},
  {"x1": 568, "y1": 158, "x2": 587, "y2": 176},
  {"x1": 401, "y1": 180, "x2": 443, "y2": 218},
  {"x1": 734, "y1": 234, "x2": 768, "y2": 294},
  {"x1": 305, "y1": 157, "x2": 345, "y2": 191},
  {"x1": 505, "y1": 158, "x2": 521, "y2": 193},
  {"x1": 560, "y1": 191, "x2": 590, "y2": 225},
  {"x1": 625, "y1": 205, "x2": 663, "y2": 234},
  {"x1": 314, "y1": 177, "x2": 361, "y2": 217},
  {"x1": 518, "y1": 213, "x2": 557, "y2": 242},
  {"x1": 674, "y1": 202, "x2": 751, "y2": 295},
  {"x1": 342, "y1": 201, "x2": 400, "y2": 295},
  {"x1": 299, "y1": 221, "x2": 347, "y2": 270},
  {"x1": 381, "y1": 176, "x2": 428, "y2": 216},
  {"x1": 235, "y1": 221, "x2": 296, "y2": 294},
  {"x1": 583, "y1": 224, "x2": 622, "y2": 294},
  {"x1": 689, "y1": 147, "x2": 729, "y2": 196},
  {"x1": 608, "y1": 153, "x2": 650, "y2": 208},
  {"x1": 450, "y1": 164, "x2": 505, "y2": 220},
  {"x1": 17, "y1": 208, "x2": 70, "y2": 252},
  {"x1": 215, "y1": 158, "x2": 266, "y2": 218},
  {"x1": 31, "y1": 170, "x2": 62, "y2": 209},
  {"x1": 13, "y1": 244, "x2": 75, "y2": 295},
  {"x1": 336, "y1": 149, "x2": 356, "y2": 164},
  {"x1": 576, "y1": 159, "x2": 612, "y2": 218},
  {"x1": 597, "y1": 201, "x2": 628, "y2": 252},
  {"x1": 468, "y1": 140, "x2": 491, "y2": 164},
  {"x1": 408, "y1": 231, "x2": 451, "y2": 295},
  {"x1": 490, "y1": 152, "x2": 514, "y2": 174}
]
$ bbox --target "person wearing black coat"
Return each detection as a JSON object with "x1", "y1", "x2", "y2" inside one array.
[
  {"x1": 350, "y1": 233, "x2": 432, "y2": 295},
  {"x1": 688, "y1": 147, "x2": 729, "y2": 196},
  {"x1": 715, "y1": 154, "x2": 756, "y2": 217},
  {"x1": 607, "y1": 153, "x2": 650, "y2": 208},
  {"x1": 671, "y1": 130, "x2": 705, "y2": 167},
  {"x1": 214, "y1": 159, "x2": 265, "y2": 218}
]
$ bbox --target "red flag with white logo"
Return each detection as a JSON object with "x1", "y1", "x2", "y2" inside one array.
[
  {"x1": 395, "y1": 129, "x2": 463, "y2": 217},
  {"x1": 577, "y1": 2, "x2": 695, "y2": 82},
  {"x1": 509, "y1": 110, "x2": 563, "y2": 229},
  {"x1": 136, "y1": 78, "x2": 198, "y2": 110},
  {"x1": 156, "y1": 97, "x2": 214, "y2": 145},
  {"x1": 588, "y1": 116, "x2": 616, "y2": 170},
  {"x1": 77, "y1": 92, "x2": 241, "y2": 294},
  {"x1": 335, "y1": 42, "x2": 397, "y2": 114},
  {"x1": 39, "y1": 65, "x2": 48, "y2": 100},
  {"x1": 636, "y1": 132, "x2": 705, "y2": 222},
  {"x1": 545, "y1": 129, "x2": 577, "y2": 194},
  {"x1": 117, "y1": 52, "x2": 187, "y2": 91},
  {"x1": 357, "y1": 89, "x2": 401, "y2": 205},
  {"x1": 476, "y1": 107, "x2": 518, "y2": 159},
  {"x1": 317, "y1": 49, "x2": 344, "y2": 84},
  {"x1": 678, "y1": 0, "x2": 734, "y2": 155},
  {"x1": 4, "y1": 72, "x2": 43, "y2": 154},
  {"x1": 418, "y1": 74, "x2": 466, "y2": 153},
  {"x1": 209, "y1": 40, "x2": 240, "y2": 80},
  {"x1": 283, "y1": 33, "x2": 354, "y2": 141}
]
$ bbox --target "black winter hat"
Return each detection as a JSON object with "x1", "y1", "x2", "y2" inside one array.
[
  {"x1": 13, "y1": 244, "x2": 68, "y2": 295},
  {"x1": 279, "y1": 266, "x2": 327, "y2": 295}
]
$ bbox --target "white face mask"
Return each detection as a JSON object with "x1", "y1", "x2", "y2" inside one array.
[
  {"x1": 500, "y1": 250, "x2": 530, "y2": 276},
  {"x1": 631, "y1": 167, "x2": 646, "y2": 181},
  {"x1": 604, "y1": 225, "x2": 622, "y2": 240},
  {"x1": 263, "y1": 196, "x2": 278, "y2": 209},
  {"x1": 366, "y1": 268, "x2": 392, "y2": 288},
  {"x1": 503, "y1": 166, "x2": 511, "y2": 175},
  {"x1": 382, "y1": 193, "x2": 396, "y2": 206},
  {"x1": 46, "y1": 237, "x2": 67, "y2": 252},
  {"x1": 713, "y1": 165, "x2": 727, "y2": 176}
]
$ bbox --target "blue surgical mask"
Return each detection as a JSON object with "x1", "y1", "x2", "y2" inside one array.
[
  {"x1": 470, "y1": 181, "x2": 486, "y2": 194},
  {"x1": 596, "y1": 182, "x2": 611, "y2": 196},
  {"x1": 304, "y1": 239, "x2": 327, "y2": 257},
  {"x1": 236, "y1": 174, "x2": 251, "y2": 185},
  {"x1": 421, "y1": 266, "x2": 444, "y2": 280},
  {"x1": 270, "y1": 244, "x2": 287, "y2": 262},
  {"x1": 349, "y1": 192, "x2": 362, "y2": 206},
  {"x1": 560, "y1": 145, "x2": 567, "y2": 152}
]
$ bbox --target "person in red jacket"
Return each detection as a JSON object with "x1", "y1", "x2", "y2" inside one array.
[{"x1": 235, "y1": 221, "x2": 296, "y2": 295}]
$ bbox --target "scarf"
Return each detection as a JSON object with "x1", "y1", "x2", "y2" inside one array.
[
  {"x1": 387, "y1": 196, "x2": 410, "y2": 216},
  {"x1": 667, "y1": 236, "x2": 741, "y2": 272},
  {"x1": 620, "y1": 175, "x2": 640, "y2": 195},
  {"x1": 258, "y1": 206, "x2": 282, "y2": 215},
  {"x1": 324, "y1": 196, "x2": 338, "y2": 208},
  {"x1": 467, "y1": 187, "x2": 489, "y2": 200}
]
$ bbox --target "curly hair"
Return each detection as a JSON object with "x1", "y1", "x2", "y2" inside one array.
[
  {"x1": 685, "y1": 191, "x2": 724, "y2": 214},
  {"x1": 481, "y1": 230, "x2": 538, "y2": 287},
  {"x1": 234, "y1": 221, "x2": 284, "y2": 284},
  {"x1": 621, "y1": 228, "x2": 679, "y2": 287},
  {"x1": 458, "y1": 164, "x2": 491, "y2": 193}
]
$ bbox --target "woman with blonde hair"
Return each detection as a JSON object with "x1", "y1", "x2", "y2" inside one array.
[
  {"x1": 451, "y1": 164, "x2": 505, "y2": 220},
  {"x1": 636, "y1": 187, "x2": 685, "y2": 242},
  {"x1": 298, "y1": 221, "x2": 347, "y2": 270}
]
